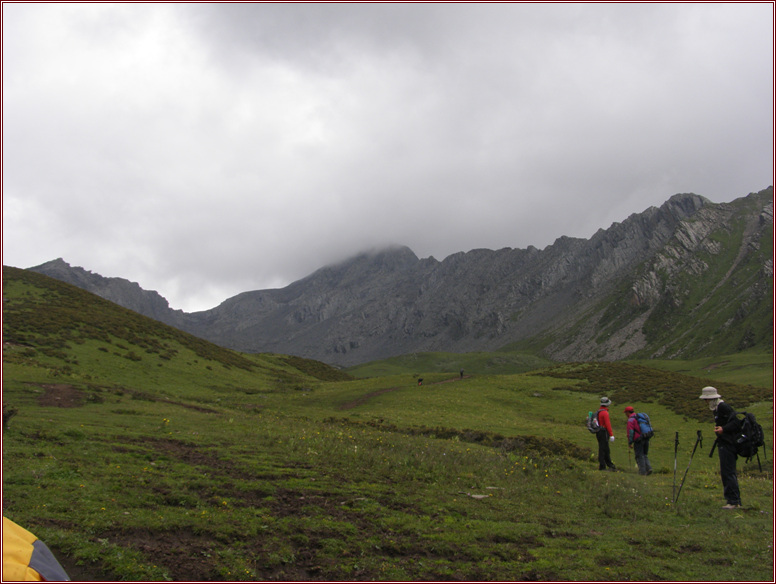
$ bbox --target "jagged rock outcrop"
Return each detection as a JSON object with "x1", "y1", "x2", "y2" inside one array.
[
  {"x1": 28, "y1": 188, "x2": 773, "y2": 367},
  {"x1": 29, "y1": 258, "x2": 185, "y2": 326}
]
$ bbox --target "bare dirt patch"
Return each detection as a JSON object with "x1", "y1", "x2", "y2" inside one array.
[
  {"x1": 120, "y1": 436, "x2": 257, "y2": 480},
  {"x1": 106, "y1": 528, "x2": 222, "y2": 581},
  {"x1": 36, "y1": 384, "x2": 86, "y2": 408}
]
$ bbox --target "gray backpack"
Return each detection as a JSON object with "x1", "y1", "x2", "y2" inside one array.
[{"x1": 586, "y1": 410, "x2": 603, "y2": 433}]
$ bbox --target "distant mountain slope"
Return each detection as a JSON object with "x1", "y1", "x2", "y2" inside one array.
[
  {"x1": 28, "y1": 187, "x2": 773, "y2": 367},
  {"x1": 2, "y1": 266, "x2": 351, "y2": 384},
  {"x1": 25, "y1": 257, "x2": 184, "y2": 327}
]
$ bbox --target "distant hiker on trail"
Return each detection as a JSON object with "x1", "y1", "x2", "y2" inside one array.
[
  {"x1": 418, "y1": 378, "x2": 423, "y2": 386},
  {"x1": 699, "y1": 386, "x2": 742, "y2": 509},
  {"x1": 596, "y1": 397, "x2": 616, "y2": 472},
  {"x1": 625, "y1": 406, "x2": 652, "y2": 475},
  {"x1": 460, "y1": 369, "x2": 464, "y2": 379}
]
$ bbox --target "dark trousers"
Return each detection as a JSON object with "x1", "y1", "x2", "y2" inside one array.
[
  {"x1": 718, "y1": 443, "x2": 741, "y2": 505},
  {"x1": 634, "y1": 439, "x2": 652, "y2": 475},
  {"x1": 597, "y1": 431, "x2": 615, "y2": 470}
]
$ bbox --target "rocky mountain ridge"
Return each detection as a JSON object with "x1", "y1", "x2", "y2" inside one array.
[{"x1": 28, "y1": 188, "x2": 773, "y2": 367}]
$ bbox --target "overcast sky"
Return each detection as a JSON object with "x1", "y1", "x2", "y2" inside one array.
[{"x1": 3, "y1": 3, "x2": 773, "y2": 312}]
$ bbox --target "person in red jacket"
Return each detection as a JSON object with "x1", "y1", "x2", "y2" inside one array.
[
  {"x1": 625, "y1": 406, "x2": 653, "y2": 475},
  {"x1": 596, "y1": 397, "x2": 616, "y2": 471}
]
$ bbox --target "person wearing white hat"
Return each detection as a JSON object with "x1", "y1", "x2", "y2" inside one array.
[
  {"x1": 596, "y1": 397, "x2": 617, "y2": 471},
  {"x1": 699, "y1": 386, "x2": 742, "y2": 509}
]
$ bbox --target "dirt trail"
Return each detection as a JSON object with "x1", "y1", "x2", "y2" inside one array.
[{"x1": 338, "y1": 376, "x2": 470, "y2": 410}]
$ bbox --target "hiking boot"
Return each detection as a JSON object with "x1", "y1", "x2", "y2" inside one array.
[
  {"x1": 721, "y1": 504, "x2": 742, "y2": 509},
  {"x1": 646, "y1": 470, "x2": 653, "y2": 476}
]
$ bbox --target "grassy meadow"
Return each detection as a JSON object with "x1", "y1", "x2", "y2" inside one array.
[{"x1": 2, "y1": 266, "x2": 774, "y2": 581}]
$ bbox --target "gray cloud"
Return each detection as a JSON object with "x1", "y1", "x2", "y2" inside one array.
[{"x1": 3, "y1": 3, "x2": 773, "y2": 311}]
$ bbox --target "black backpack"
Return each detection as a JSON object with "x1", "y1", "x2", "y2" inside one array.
[{"x1": 734, "y1": 412, "x2": 766, "y2": 462}]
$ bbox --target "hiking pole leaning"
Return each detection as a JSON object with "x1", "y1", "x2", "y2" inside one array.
[{"x1": 674, "y1": 430, "x2": 703, "y2": 505}]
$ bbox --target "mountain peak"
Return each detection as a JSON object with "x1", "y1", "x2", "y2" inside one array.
[
  {"x1": 26, "y1": 188, "x2": 773, "y2": 366},
  {"x1": 31, "y1": 257, "x2": 74, "y2": 271}
]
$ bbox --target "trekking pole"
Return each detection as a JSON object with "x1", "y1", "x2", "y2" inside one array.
[
  {"x1": 674, "y1": 430, "x2": 703, "y2": 505},
  {"x1": 672, "y1": 432, "x2": 679, "y2": 503}
]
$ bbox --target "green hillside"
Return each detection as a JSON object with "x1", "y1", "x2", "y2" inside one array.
[
  {"x1": 638, "y1": 211, "x2": 773, "y2": 358},
  {"x1": 612, "y1": 197, "x2": 773, "y2": 359},
  {"x1": 2, "y1": 266, "x2": 773, "y2": 581},
  {"x1": 510, "y1": 192, "x2": 774, "y2": 362},
  {"x1": 2, "y1": 266, "x2": 350, "y2": 393}
]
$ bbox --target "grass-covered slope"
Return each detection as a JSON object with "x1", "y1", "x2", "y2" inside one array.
[
  {"x1": 519, "y1": 190, "x2": 773, "y2": 362},
  {"x1": 2, "y1": 266, "x2": 773, "y2": 581},
  {"x1": 637, "y1": 196, "x2": 774, "y2": 358},
  {"x1": 2, "y1": 266, "x2": 350, "y2": 399}
]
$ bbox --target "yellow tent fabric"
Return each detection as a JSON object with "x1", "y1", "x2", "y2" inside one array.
[{"x1": 2, "y1": 517, "x2": 70, "y2": 581}]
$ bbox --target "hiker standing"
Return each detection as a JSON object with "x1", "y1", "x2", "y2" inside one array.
[
  {"x1": 699, "y1": 386, "x2": 742, "y2": 509},
  {"x1": 460, "y1": 369, "x2": 464, "y2": 379},
  {"x1": 596, "y1": 397, "x2": 616, "y2": 471},
  {"x1": 625, "y1": 406, "x2": 652, "y2": 475}
]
